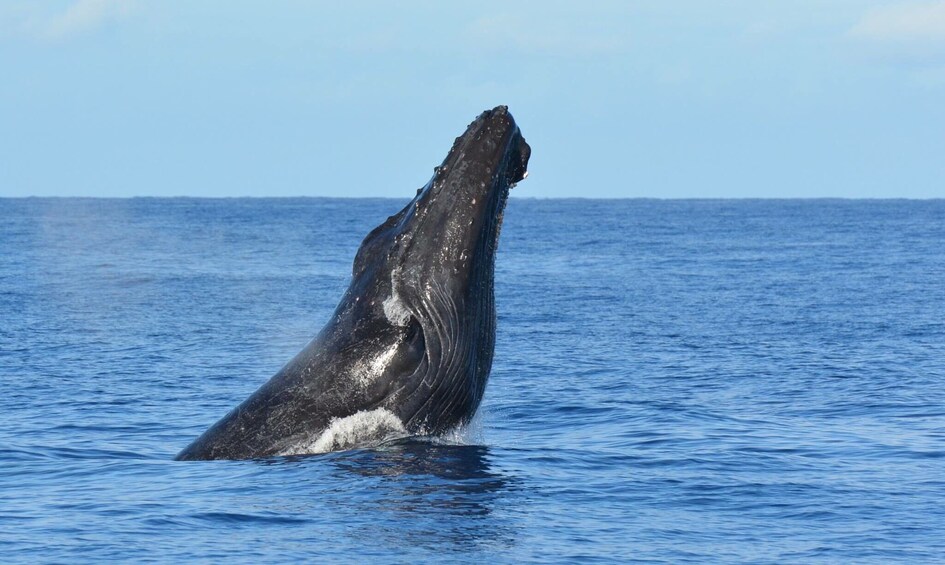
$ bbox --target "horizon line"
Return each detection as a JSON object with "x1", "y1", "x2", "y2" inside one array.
[{"x1": 1, "y1": 195, "x2": 943, "y2": 202}]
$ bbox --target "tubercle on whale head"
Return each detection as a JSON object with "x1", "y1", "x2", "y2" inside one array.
[{"x1": 431, "y1": 106, "x2": 530, "y2": 188}]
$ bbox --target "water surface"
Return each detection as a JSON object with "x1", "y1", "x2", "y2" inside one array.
[{"x1": 1, "y1": 198, "x2": 943, "y2": 562}]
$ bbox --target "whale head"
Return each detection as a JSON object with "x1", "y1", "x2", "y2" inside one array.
[{"x1": 341, "y1": 105, "x2": 530, "y2": 433}]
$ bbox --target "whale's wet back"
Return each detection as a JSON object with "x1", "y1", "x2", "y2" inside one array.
[{"x1": 175, "y1": 106, "x2": 530, "y2": 460}]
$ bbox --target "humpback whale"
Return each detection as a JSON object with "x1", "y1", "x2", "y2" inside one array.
[{"x1": 176, "y1": 106, "x2": 530, "y2": 460}]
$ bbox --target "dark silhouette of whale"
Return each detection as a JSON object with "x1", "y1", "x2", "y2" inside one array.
[{"x1": 175, "y1": 106, "x2": 530, "y2": 460}]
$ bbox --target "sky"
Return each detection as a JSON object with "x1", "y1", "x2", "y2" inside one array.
[{"x1": 1, "y1": 1, "x2": 943, "y2": 198}]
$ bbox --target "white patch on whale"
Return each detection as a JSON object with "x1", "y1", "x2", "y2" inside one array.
[
  {"x1": 349, "y1": 341, "x2": 398, "y2": 389},
  {"x1": 368, "y1": 343, "x2": 398, "y2": 381},
  {"x1": 280, "y1": 408, "x2": 406, "y2": 455},
  {"x1": 382, "y1": 293, "x2": 410, "y2": 326}
]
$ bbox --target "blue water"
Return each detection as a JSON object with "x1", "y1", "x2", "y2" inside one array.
[{"x1": 1, "y1": 198, "x2": 944, "y2": 563}]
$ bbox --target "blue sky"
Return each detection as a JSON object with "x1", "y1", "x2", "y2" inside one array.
[{"x1": 1, "y1": 1, "x2": 943, "y2": 198}]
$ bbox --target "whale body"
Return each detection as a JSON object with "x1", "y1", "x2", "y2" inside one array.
[{"x1": 175, "y1": 106, "x2": 530, "y2": 460}]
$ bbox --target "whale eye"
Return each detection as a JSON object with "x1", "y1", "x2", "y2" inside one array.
[
  {"x1": 404, "y1": 315, "x2": 425, "y2": 362},
  {"x1": 379, "y1": 315, "x2": 426, "y2": 380}
]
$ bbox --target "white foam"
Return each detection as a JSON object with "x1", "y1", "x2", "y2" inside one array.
[
  {"x1": 438, "y1": 407, "x2": 485, "y2": 445},
  {"x1": 281, "y1": 408, "x2": 406, "y2": 455}
]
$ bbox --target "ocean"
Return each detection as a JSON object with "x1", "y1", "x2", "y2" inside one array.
[{"x1": 1, "y1": 197, "x2": 943, "y2": 563}]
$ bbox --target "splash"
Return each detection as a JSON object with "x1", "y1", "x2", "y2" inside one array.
[
  {"x1": 277, "y1": 406, "x2": 486, "y2": 456},
  {"x1": 280, "y1": 408, "x2": 407, "y2": 455},
  {"x1": 433, "y1": 407, "x2": 485, "y2": 446}
]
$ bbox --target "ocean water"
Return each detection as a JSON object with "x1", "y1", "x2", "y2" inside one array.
[{"x1": 1, "y1": 197, "x2": 943, "y2": 563}]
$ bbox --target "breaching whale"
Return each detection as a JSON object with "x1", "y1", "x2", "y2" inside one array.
[{"x1": 175, "y1": 106, "x2": 530, "y2": 460}]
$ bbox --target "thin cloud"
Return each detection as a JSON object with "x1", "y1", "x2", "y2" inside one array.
[
  {"x1": 465, "y1": 13, "x2": 629, "y2": 56},
  {"x1": 849, "y1": 1, "x2": 945, "y2": 43},
  {"x1": 43, "y1": 0, "x2": 134, "y2": 41}
]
